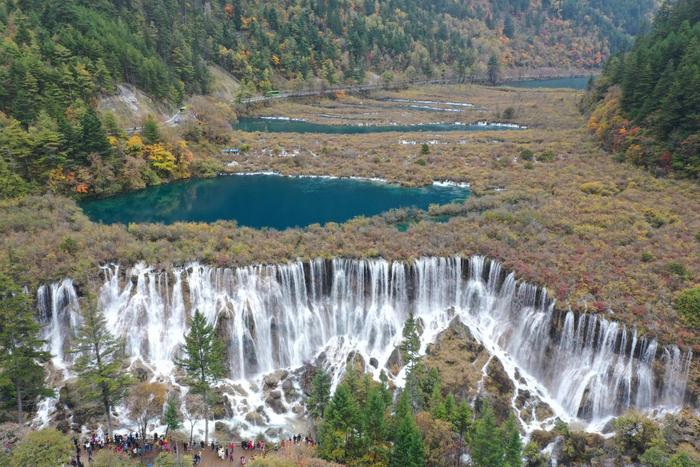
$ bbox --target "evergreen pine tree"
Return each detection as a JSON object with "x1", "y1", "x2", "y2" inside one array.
[
  {"x1": 80, "y1": 108, "x2": 110, "y2": 159},
  {"x1": 471, "y1": 402, "x2": 504, "y2": 467},
  {"x1": 142, "y1": 115, "x2": 161, "y2": 145},
  {"x1": 365, "y1": 385, "x2": 390, "y2": 464},
  {"x1": 175, "y1": 310, "x2": 225, "y2": 444},
  {"x1": 71, "y1": 294, "x2": 132, "y2": 438},
  {"x1": 318, "y1": 383, "x2": 363, "y2": 463},
  {"x1": 400, "y1": 312, "x2": 420, "y2": 369},
  {"x1": 488, "y1": 54, "x2": 501, "y2": 85},
  {"x1": 163, "y1": 398, "x2": 182, "y2": 436},
  {"x1": 390, "y1": 391, "x2": 424, "y2": 467},
  {"x1": 452, "y1": 399, "x2": 473, "y2": 466},
  {"x1": 307, "y1": 368, "x2": 332, "y2": 419},
  {"x1": 0, "y1": 273, "x2": 51, "y2": 428},
  {"x1": 502, "y1": 414, "x2": 523, "y2": 467}
]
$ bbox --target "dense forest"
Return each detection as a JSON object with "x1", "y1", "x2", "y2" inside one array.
[
  {"x1": 586, "y1": 0, "x2": 700, "y2": 179},
  {"x1": 0, "y1": 0, "x2": 658, "y2": 198}
]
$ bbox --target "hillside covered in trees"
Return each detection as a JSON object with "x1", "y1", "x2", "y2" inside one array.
[
  {"x1": 586, "y1": 0, "x2": 700, "y2": 179},
  {"x1": 0, "y1": 0, "x2": 658, "y2": 198}
]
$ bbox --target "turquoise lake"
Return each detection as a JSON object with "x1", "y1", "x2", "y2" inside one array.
[
  {"x1": 80, "y1": 175, "x2": 470, "y2": 229},
  {"x1": 505, "y1": 76, "x2": 592, "y2": 90},
  {"x1": 235, "y1": 118, "x2": 523, "y2": 134}
]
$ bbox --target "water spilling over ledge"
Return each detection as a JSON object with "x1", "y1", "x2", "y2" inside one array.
[{"x1": 37, "y1": 256, "x2": 693, "y2": 434}]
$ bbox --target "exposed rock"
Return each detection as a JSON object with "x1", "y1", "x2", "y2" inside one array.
[
  {"x1": 245, "y1": 409, "x2": 268, "y2": 427},
  {"x1": 265, "y1": 390, "x2": 286, "y2": 414},
  {"x1": 281, "y1": 378, "x2": 299, "y2": 402},
  {"x1": 346, "y1": 351, "x2": 365, "y2": 373},
  {"x1": 423, "y1": 318, "x2": 490, "y2": 402},
  {"x1": 214, "y1": 421, "x2": 240, "y2": 441},
  {"x1": 387, "y1": 347, "x2": 403, "y2": 376},
  {"x1": 263, "y1": 370, "x2": 289, "y2": 389},
  {"x1": 369, "y1": 357, "x2": 379, "y2": 369},
  {"x1": 530, "y1": 429, "x2": 556, "y2": 448},
  {"x1": 210, "y1": 388, "x2": 234, "y2": 419},
  {"x1": 295, "y1": 362, "x2": 319, "y2": 396},
  {"x1": 130, "y1": 359, "x2": 154, "y2": 382},
  {"x1": 265, "y1": 427, "x2": 283, "y2": 438}
]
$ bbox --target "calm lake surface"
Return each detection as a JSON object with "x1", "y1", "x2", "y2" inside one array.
[
  {"x1": 235, "y1": 118, "x2": 523, "y2": 134},
  {"x1": 506, "y1": 76, "x2": 592, "y2": 90},
  {"x1": 80, "y1": 175, "x2": 470, "y2": 229}
]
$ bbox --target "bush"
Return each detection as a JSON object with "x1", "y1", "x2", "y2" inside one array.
[
  {"x1": 420, "y1": 143, "x2": 430, "y2": 155},
  {"x1": 666, "y1": 262, "x2": 689, "y2": 279},
  {"x1": 675, "y1": 287, "x2": 700, "y2": 327},
  {"x1": 613, "y1": 413, "x2": 659, "y2": 461},
  {"x1": 579, "y1": 181, "x2": 613, "y2": 196},
  {"x1": 415, "y1": 158, "x2": 427, "y2": 166},
  {"x1": 502, "y1": 107, "x2": 515, "y2": 120},
  {"x1": 519, "y1": 149, "x2": 534, "y2": 161},
  {"x1": 92, "y1": 449, "x2": 135, "y2": 466},
  {"x1": 640, "y1": 252, "x2": 654, "y2": 263},
  {"x1": 536, "y1": 150, "x2": 556, "y2": 162},
  {"x1": 11, "y1": 429, "x2": 73, "y2": 467},
  {"x1": 644, "y1": 209, "x2": 676, "y2": 228}
]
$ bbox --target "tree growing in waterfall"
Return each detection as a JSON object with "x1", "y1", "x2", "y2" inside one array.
[
  {"x1": 400, "y1": 312, "x2": 423, "y2": 410},
  {"x1": 0, "y1": 273, "x2": 51, "y2": 428},
  {"x1": 307, "y1": 368, "x2": 332, "y2": 419},
  {"x1": 71, "y1": 295, "x2": 132, "y2": 438},
  {"x1": 175, "y1": 310, "x2": 225, "y2": 444}
]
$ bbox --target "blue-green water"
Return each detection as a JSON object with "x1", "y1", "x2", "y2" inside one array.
[
  {"x1": 505, "y1": 76, "x2": 592, "y2": 90},
  {"x1": 235, "y1": 117, "x2": 523, "y2": 134},
  {"x1": 80, "y1": 175, "x2": 470, "y2": 229}
]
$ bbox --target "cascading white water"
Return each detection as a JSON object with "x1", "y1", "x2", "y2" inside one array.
[{"x1": 38, "y1": 256, "x2": 693, "y2": 432}]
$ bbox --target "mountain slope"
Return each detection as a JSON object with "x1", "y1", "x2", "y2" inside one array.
[
  {"x1": 0, "y1": 0, "x2": 658, "y2": 198},
  {"x1": 586, "y1": 0, "x2": 700, "y2": 178}
]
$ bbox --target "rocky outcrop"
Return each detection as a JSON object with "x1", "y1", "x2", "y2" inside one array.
[{"x1": 424, "y1": 317, "x2": 553, "y2": 424}]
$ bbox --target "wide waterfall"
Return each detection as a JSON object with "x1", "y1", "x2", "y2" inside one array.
[{"x1": 37, "y1": 256, "x2": 693, "y2": 433}]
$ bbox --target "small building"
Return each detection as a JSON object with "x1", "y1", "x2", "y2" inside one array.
[{"x1": 222, "y1": 148, "x2": 241, "y2": 155}]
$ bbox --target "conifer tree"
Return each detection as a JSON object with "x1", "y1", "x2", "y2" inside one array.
[
  {"x1": 390, "y1": 391, "x2": 424, "y2": 467},
  {"x1": 0, "y1": 273, "x2": 51, "y2": 428},
  {"x1": 488, "y1": 54, "x2": 501, "y2": 85},
  {"x1": 318, "y1": 384, "x2": 363, "y2": 463},
  {"x1": 163, "y1": 397, "x2": 182, "y2": 436},
  {"x1": 502, "y1": 414, "x2": 523, "y2": 467},
  {"x1": 471, "y1": 402, "x2": 503, "y2": 467},
  {"x1": 365, "y1": 385, "x2": 390, "y2": 464},
  {"x1": 142, "y1": 115, "x2": 161, "y2": 145},
  {"x1": 307, "y1": 368, "x2": 332, "y2": 419},
  {"x1": 71, "y1": 295, "x2": 132, "y2": 437},
  {"x1": 452, "y1": 399, "x2": 473, "y2": 466},
  {"x1": 79, "y1": 108, "x2": 110, "y2": 158},
  {"x1": 175, "y1": 310, "x2": 225, "y2": 444}
]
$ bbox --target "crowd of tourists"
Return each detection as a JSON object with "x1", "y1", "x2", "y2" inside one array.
[
  {"x1": 194, "y1": 433, "x2": 316, "y2": 465},
  {"x1": 67, "y1": 430, "x2": 316, "y2": 466}
]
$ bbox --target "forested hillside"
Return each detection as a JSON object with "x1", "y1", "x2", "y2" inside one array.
[
  {"x1": 0, "y1": 0, "x2": 658, "y2": 198},
  {"x1": 586, "y1": 0, "x2": 700, "y2": 179}
]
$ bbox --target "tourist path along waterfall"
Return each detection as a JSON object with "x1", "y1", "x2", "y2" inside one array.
[{"x1": 37, "y1": 256, "x2": 693, "y2": 435}]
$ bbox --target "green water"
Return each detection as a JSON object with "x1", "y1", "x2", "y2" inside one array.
[
  {"x1": 80, "y1": 175, "x2": 470, "y2": 229},
  {"x1": 235, "y1": 117, "x2": 523, "y2": 134},
  {"x1": 505, "y1": 76, "x2": 592, "y2": 90}
]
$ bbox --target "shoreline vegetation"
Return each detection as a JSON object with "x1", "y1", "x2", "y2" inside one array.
[{"x1": 2, "y1": 84, "x2": 698, "y2": 346}]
